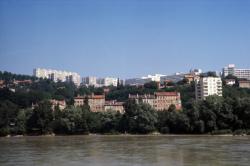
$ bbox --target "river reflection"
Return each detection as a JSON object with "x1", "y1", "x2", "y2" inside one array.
[{"x1": 0, "y1": 135, "x2": 250, "y2": 166}]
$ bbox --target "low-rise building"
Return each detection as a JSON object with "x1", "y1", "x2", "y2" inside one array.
[
  {"x1": 129, "y1": 92, "x2": 182, "y2": 111},
  {"x1": 104, "y1": 100, "x2": 125, "y2": 113},
  {"x1": 74, "y1": 94, "x2": 105, "y2": 112},
  {"x1": 239, "y1": 80, "x2": 250, "y2": 88}
]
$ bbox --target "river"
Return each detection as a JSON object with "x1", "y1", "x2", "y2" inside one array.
[{"x1": 0, "y1": 135, "x2": 250, "y2": 166}]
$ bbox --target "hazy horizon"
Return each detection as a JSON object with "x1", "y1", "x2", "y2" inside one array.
[{"x1": 1, "y1": 0, "x2": 250, "y2": 79}]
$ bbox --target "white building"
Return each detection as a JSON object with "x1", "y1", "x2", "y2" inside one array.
[
  {"x1": 82, "y1": 76, "x2": 97, "y2": 86},
  {"x1": 223, "y1": 64, "x2": 250, "y2": 80},
  {"x1": 33, "y1": 68, "x2": 81, "y2": 86},
  {"x1": 103, "y1": 77, "x2": 118, "y2": 87},
  {"x1": 141, "y1": 74, "x2": 166, "y2": 82},
  {"x1": 195, "y1": 76, "x2": 222, "y2": 100}
]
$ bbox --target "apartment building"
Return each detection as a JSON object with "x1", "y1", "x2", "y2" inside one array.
[
  {"x1": 74, "y1": 94, "x2": 105, "y2": 112},
  {"x1": 82, "y1": 76, "x2": 97, "y2": 86},
  {"x1": 195, "y1": 76, "x2": 222, "y2": 100},
  {"x1": 104, "y1": 100, "x2": 125, "y2": 113},
  {"x1": 33, "y1": 68, "x2": 81, "y2": 86},
  {"x1": 223, "y1": 64, "x2": 250, "y2": 80},
  {"x1": 129, "y1": 92, "x2": 182, "y2": 111}
]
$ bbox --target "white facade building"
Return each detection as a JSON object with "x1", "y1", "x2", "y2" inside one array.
[
  {"x1": 103, "y1": 77, "x2": 118, "y2": 87},
  {"x1": 33, "y1": 68, "x2": 81, "y2": 86},
  {"x1": 195, "y1": 76, "x2": 222, "y2": 100},
  {"x1": 141, "y1": 74, "x2": 166, "y2": 82},
  {"x1": 82, "y1": 76, "x2": 97, "y2": 86},
  {"x1": 223, "y1": 64, "x2": 250, "y2": 80}
]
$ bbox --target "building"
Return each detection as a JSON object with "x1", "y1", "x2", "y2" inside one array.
[
  {"x1": 103, "y1": 77, "x2": 118, "y2": 87},
  {"x1": 160, "y1": 73, "x2": 185, "y2": 83},
  {"x1": 238, "y1": 80, "x2": 250, "y2": 88},
  {"x1": 33, "y1": 68, "x2": 81, "y2": 86},
  {"x1": 74, "y1": 94, "x2": 105, "y2": 112},
  {"x1": 125, "y1": 74, "x2": 165, "y2": 86},
  {"x1": 223, "y1": 64, "x2": 250, "y2": 80},
  {"x1": 82, "y1": 76, "x2": 97, "y2": 87},
  {"x1": 141, "y1": 74, "x2": 166, "y2": 82},
  {"x1": 195, "y1": 76, "x2": 222, "y2": 100},
  {"x1": 129, "y1": 92, "x2": 182, "y2": 111},
  {"x1": 104, "y1": 100, "x2": 125, "y2": 113},
  {"x1": 50, "y1": 99, "x2": 66, "y2": 110},
  {"x1": 224, "y1": 79, "x2": 236, "y2": 86},
  {"x1": 125, "y1": 78, "x2": 151, "y2": 86}
]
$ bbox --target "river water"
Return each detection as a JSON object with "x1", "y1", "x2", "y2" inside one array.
[{"x1": 0, "y1": 135, "x2": 250, "y2": 166}]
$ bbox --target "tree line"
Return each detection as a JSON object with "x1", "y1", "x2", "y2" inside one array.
[{"x1": 0, "y1": 71, "x2": 250, "y2": 136}]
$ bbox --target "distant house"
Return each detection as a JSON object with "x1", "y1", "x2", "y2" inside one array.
[
  {"x1": 129, "y1": 92, "x2": 182, "y2": 111},
  {"x1": 74, "y1": 94, "x2": 105, "y2": 112},
  {"x1": 104, "y1": 100, "x2": 125, "y2": 114},
  {"x1": 239, "y1": 80, "x2": 250, "y2": 88}
]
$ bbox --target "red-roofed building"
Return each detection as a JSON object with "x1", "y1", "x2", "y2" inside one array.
[
  {"x1": 129, "y1": 92, "x2": 182, "y2": 111},
  {"x1": 104, "y1": 100, "x2": 125, "y2": 113},
  {"x1": 74, "y1": 93, "x2": 105, "y2": 112}
]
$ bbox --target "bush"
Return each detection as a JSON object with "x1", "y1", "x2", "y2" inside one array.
[
  {"x1": 233, "y1": 129, "x2": 246, "y2": 135},
  {"x1": 160, "y1": 127, "x2": 170, "y2": 134},
  {"x1": 211, "y1": 129, "x2": 232, "y2": 135},
  {"x1": 0, "y1": 127, "x2": 10, "y2": 136}
]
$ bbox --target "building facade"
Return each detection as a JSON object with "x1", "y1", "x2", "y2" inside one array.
[
  {"x1": 74, "y1": 94, "x2": 105, "y2": 112},
  {"x1": 239, "y1": 80, "x2": 250, "y2": 88},
  {"x1": 82, "y1": 76, "x2": 97, "y2": 86},
  {"x1": 223, "y1": 64, "x2": 250, "y2": 80},
  {"x1": 129, "y1": 92, "x2": 182, "y2": 111},
  {"x1": 104, "y1": 100, "x2": 125, "y2": 113},
  {"x1": 33, "y1": 68, "x2": 81, "y2": 86},
  {"x1": 195, "y1": 76, "x2": 222, "y2": 100}
]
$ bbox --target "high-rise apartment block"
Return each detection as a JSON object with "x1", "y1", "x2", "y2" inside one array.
[
  {"x1": 33, "y1": 68, "x2": 81, "y2": 86},
  {"x1": 82, "y1": 76, "x2": 97, "y2": 86},
  {"x1": 223, "y1": 64, "x2": 250, "y2": 80},
  {"x1": 195, "y1": 76, "x2": 222, "y2": 100}
]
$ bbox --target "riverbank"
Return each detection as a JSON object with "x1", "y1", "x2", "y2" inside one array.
[{"x1": 2, "y1": 132, "x2": 250, "y2": 138}]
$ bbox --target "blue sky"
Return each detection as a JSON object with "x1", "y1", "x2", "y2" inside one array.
[{"x1": 0, "y1": 0, "x2": 249, "y2": 79}]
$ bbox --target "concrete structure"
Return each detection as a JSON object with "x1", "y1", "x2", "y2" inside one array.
[
  {"x1": 129, "y1": 92, "x2": 182, "y2": 111},
  {"x1": 238, "y1": 80, "x2": 250, "y2": 88},
  {"x1": 223, "y1": 64, "x2": 250, "y2": 80},
  {"x1": 103, "y1": 77, "x2": 118, "y2": 87},
  {"x1": 33, "y1": 68, "x2": 81, "y2": 86},
  {"x1": 125, "y1": 74, "x2": 165, "y2": 86},
  {"x1": 125, "y1": 78, "x2": 151, "y2": 86},
  {"x1": 160, "y1": 73, "x2": 185, "y2": 83},
  {"x1": 141, "y1": 74, "x2": 166, "y2": 82},
  {"x1": 74, "y1": 94, "x2": 105, "y2": 112},
  {"x1": 225, "y1": 79, "x2": 236, "y2": 86},
  {"x1": 82, "y1": 76, "x2": 97, "y2": 87},
  {"x1": 195, "y1": 76, "x2": 222, "y2": 100},
  {"x1": 104, "y1": 100, "x2": 125, "y2": 113}
]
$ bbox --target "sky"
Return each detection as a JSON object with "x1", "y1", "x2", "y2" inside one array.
[{"x1": 0, "y1": 0, "x2": 250, "y2": 79}]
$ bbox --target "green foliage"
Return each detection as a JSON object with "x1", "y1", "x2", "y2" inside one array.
[{"x1": 121, "y1": 100, "x2": 158, "y2": 134}]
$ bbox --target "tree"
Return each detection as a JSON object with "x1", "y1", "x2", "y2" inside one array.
[
  {"x1": 27, "y1": 101, "x2": 53, "y2": 134},
  {"x1": 122, "y1": 100, "x2": 158, "y2": 134},
  {"x1": 144, "y1": 81, "x2": 159, "y2": 90}
]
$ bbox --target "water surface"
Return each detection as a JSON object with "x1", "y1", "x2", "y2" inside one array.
[{"x1": 0, "y1": 135, "x2": 250, "y2": 166}]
